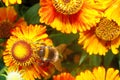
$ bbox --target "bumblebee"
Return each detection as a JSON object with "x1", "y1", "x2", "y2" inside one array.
[
  {"x1": 37, "y1": 43, "x2": 59, "y2": 63},
  {"x1": 34, "y1": 42, "x2": 62, "y2": 71}
]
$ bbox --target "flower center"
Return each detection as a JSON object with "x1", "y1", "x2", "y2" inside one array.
[
  {"x1": 11, "y1": 40, "x2": 33, "y2": 63},
  {"x1": 52, "y1": 0, "x2": 83, "y2": 15},
  {"x1": 0, "y1": 20, "x2": 14, "y2": 38},
  {"x1": 63, "y1": 0, "x2": 70, "y2": 3},
  {"x1": 95, "y1": 18, "x2": 120, "y2": 41}
]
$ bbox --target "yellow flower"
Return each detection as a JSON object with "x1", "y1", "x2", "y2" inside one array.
[
  {"x1": 39, "y1": 0, "x2": 105, "y2": 33},
  {"x1": 0, "y1": 6, "x2": 26, "y2": 38},
  {"x1": 78, "y1": 0, "x2": 120, "y2": 55},
  {"x1": 89, "y1": 0, "x2": 117, "y2": 11},
  {"x1": 2, "y1": 0, "x2": 22, "y2": 6},
  {"x1": 104, "y1": 0, "x2": 120, "y2": 26},
  {"x1": 76, "y1": 66, "x2": 120, "y2": 80},
  {"x1": 3, "y1": 24, "x2": 54, "y2": 80},
  {"x1": 53, "y1": 72, "x2": 75, "y2": 80}
]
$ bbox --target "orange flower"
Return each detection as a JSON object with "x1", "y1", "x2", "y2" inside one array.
[
  {"x1": 76, "y1": 66, "x2": 120, "y2": 80},
  {"x1": 3, "y1": 25, "x2": 54, "y2": 80},
  {"x1": 2, "y1": 0, "x2": 22, "y2": 6},
  {"x1": 0, "y1": 6, "x2": 26, "y2": 38},
  {"x1": 39, "y1": 0, "x2": 106, "y2": 33},
  {"x1": 53, "y1": 72, "x2": 75, "y2": 80},
  {"x1": 78, "y1": 0, "x2": 120, "y2": 55}
]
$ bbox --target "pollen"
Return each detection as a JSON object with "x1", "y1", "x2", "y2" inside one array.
[
  {"x1": 52, "y1": 0, "x2": 83, "y2": 15},
  {"x1": 11, "y1": 40, "x2": 33, "y2": 63},
  {"x1": 0, "y1": 20, "x2": 14, "y2": 38},
  {"x1": 95, "y1": 18, "x2": 120, "y2": 41}
]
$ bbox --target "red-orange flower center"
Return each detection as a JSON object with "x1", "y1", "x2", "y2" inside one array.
[
  {"x1": 95, "y1": 18, "x2": 120, "y2": 41},
  {"x1": 52, "y1": 0, "x2": 83, "y2": 15},
  {"x1": 11, "y1": 40, "x2": 32, "y2": 62},
  {"x1": 0, "y1": 20, "x2": 14, "y2": 38},
  {"x1": 63, "y1": 0, "x2": 70, "y2": 3}
]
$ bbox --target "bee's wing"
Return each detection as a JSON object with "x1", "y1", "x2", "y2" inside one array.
[{"x1": 52, "y1": 59, "x2": 63, "y2": 72}]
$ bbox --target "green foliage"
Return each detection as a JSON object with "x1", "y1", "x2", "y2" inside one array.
[
  {"x1": 0, "y1": 39, "x2": 6, "y2": 43},
  {"x1": 0, "y1": 76, "x2": 6, "y2": 80},
  {"x1": 14, "y1": 4, "x2": 29, "y2": 17},
  {"x1": 49, "y1": 32, "x2": 79, "y2": 46},
  {"x1": 89, "y1": 55, "x2": 102, "y2": 67},
  {"x1": 23, "y1": 3, "x2": 40, "y2": 24},
  {"x1": 0, "y1": 1, "x2": 5, "y2": 7},
  {"x1": 0, "y1": 59, "x2": 5, "y2": 71},
  {"x1": 79, "y1": 51, "x2": 88, "y2": 65},
  {"x1": 103, "y1": 50, "x2": 115, "y2": 68}
]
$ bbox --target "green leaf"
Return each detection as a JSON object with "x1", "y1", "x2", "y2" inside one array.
[
  {"x1": 0, "y1": 59, "x2": 5, "y2": 70},
  {"x1": 14, "y1": 4, "x2": 29, "y2": 17},
  {"x1": 0, "y1": 1, "x2": 5, "y2": 7},
  {"x1": 79, "y1": 51, "x2": 88, "y2": 65},
  {"x1": 89, "y1": 55, "x2": 102, "y2": 67},
  {"x1": 71, "y1": 67, "x2": 81, "y2": 77},
  {"x1": 0, "y1": 76, "x2": 6, "y2": 80},
  {"x1": 117, "y1": 48, "x2": 120, "y2": 69},
  {"x1": 62, "y1": 61, "x2": 79, "y2": 72},
  {"x1": 49, "y1": 33, "x2": 79, "y2": 46},
  {"x1": 68, "y1": 42, "x2": 82, "y2": 52},
  {"x1": 0, "y1": 38, "x2": 6, "y2": 43},
  {"x1": 103, "y1": 50, "x2": 114, "y2": 68},
  {"x1": 24, "y1": 3, "x2": 40, "y2": 24}
]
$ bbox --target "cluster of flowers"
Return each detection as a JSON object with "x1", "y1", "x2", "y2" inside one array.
[
  {"x1": 3, "y1": 66, "x2": 120, "y2": 80},
  {"x1": 39, "y1": 0, "x2": 120, "y2": 55},
  {"x1": 0, "y1": 1, "x2": 54, "y2": 80},
  {"x1": 0, "y1": 0, "x2": 120, "y2": 80},
  {"x1": 53, "y1": 66, "x2": 120, "y2": 80}
]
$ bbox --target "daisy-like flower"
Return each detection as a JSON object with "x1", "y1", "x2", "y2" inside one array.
[
  {"x1": 39, "y1": 0, "x2": 106, "y2": 33},
  {"x1": 76, "y1": 66, "x2": 120, "y2": 80},
  {"x1": 3, "y1": 24, "x2": 54, "y2": 80},
  {"x1": 53, "y1": 72, "x2": 75, "y2": 80},
  {"x1": 0, "y1": 6, "x2": 26, "y2": 38},
  {"x1": 6, "y1": 71, "x2": 24, "y2": 80},
  {"x1": 2, "y1": 0, "x2": 22, "y2": 6},
  {"x1": 78, "y1": 0, "x2": 120, "y2": 55}
]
